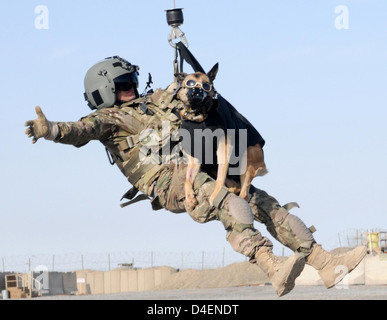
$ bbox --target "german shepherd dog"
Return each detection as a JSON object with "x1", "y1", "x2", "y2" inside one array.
[{"x1": 175, "y1": 64, "x2": 268, "y2": 210}]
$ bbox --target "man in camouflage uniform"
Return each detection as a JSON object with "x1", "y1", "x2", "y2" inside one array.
[{"x1": 25, "y1": 56, "x2": 366, "y2": 296}]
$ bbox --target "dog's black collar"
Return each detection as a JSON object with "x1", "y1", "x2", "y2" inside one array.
[{"x1": 172, "y1": 82, "x2": 182, "y2": 99}]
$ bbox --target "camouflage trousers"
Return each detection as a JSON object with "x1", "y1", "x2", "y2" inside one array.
[
  {"x1": 152, "y1": 164, "x2": 272, "y2": 258},
  {"x1": 247, "y1": 187, "x2": 316, "y2": 255},
  {"x1": 152, "y1": 164, "x2": 316, "y2": 258}
]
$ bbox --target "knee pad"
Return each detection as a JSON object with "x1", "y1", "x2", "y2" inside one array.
[
  {"x1": 218, "y1": 194, "x2": 254, "y2": 235},
  {"x1": 284, "y1": 214, "x2": 315, "y2": 250},
  {"x1": 228, "y1": 195, "x2": 254, "y2": 225},
  {"x1": 219, "y1": 195, "x2": 273, "y2": 258},
  {"x1": 271, "y1": 206, "x2": 316, "y2": 252}
]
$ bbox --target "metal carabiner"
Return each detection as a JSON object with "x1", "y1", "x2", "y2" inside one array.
[{"x1": 168, "y1": 26, "x2": 189, "y2": 48}]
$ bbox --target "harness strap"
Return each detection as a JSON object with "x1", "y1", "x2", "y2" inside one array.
[
  {"x1": 309, "y1": 225, "x2": 317, "y2": 233},
  {"x1": 117, "y1": 134, "x2": 140, "y2": 151},
  {"x1": 120, "y1": 186, "x2": 140, "y2": 201},
  {"x1": 282, "y1": 202, "x2": 300, "y2": 211},
  {"x1": 212, "y1": 187, "x2": 229, "y2": 209},
  {"x1": 120, "y1": 194, "x2": 150, "y2": 208}
]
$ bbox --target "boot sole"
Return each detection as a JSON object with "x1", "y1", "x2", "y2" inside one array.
[{"x1": 275, "y1": 254, "x2": 305, "y2": 297}]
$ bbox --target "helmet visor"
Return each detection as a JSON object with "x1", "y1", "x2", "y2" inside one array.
[{"x1": 114, "y1": 72, "x2": 138, "y2": 89}]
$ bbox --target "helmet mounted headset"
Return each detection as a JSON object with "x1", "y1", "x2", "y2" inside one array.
[{"x1": 84, "y1": 56, "x2": 140, "y2": 110}]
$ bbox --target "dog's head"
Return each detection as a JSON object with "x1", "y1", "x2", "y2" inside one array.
[{"x1": 175, "y1": 63, "x2": 218, "y2": 122}]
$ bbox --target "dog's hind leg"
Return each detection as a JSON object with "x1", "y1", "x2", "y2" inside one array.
[
  {"x1": 209, "y1": 135, "x2": 231, "y2": 206},
  {"x1": 239, "y1": 144, "x2": 268, "y2": 200},
  {"x1": 225, "y1": 178, "x2": 241, "y2": 195},
  {"x1": 185, "y1": 154, "x2": 201, "y2": 210}
]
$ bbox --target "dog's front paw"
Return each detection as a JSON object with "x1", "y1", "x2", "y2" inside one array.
[
  {"x1": 209, "y1": 194, "x2": 216, "y2": 207},
  {"x1": 185, "y1": 192, "x2": 198, "y2": 211}
]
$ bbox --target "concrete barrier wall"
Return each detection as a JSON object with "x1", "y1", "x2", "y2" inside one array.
[
  {"x1": 55, "y1": 255, "x2": 387, "y2": 294},
  {"x1": 74, "y1": 266, "x2": 177, "y2": 295},
  {"x1": 89, "y1": 271, "x2": 104, "y2": 295},
  {"x1": 296, "y1": 254, "x2": 386, "y2": 286},
  {"x1": 75, "y1": 270, "x2": 90, "y2": 295},
  {"x1": 365, "y1": 255, "x2": 387, "y2": 285},
  {"x1": 155, "y1": 266, "x2": 176, "y2": 287},
  {"x1": 48, "y1": 272, "x2": 64, "y2": 295},
  {"x1": 103, "y1": 270, "x2": 121, "y2": 294},
  {"x1": 122, "y1": 270, "x2": 139, "y2": 292},
  {"x1": 62, "y1": 272, "x2": 77, "y2": 295},
  {"x1": 345, "y1": 259, "x2": 366, "y2": 285},
  {"x1": 295, "y1": 265, "x2": 322, "y2": 286},
  {"x1": 2, "y1": 254, "x2": 386, "y2": 297}
]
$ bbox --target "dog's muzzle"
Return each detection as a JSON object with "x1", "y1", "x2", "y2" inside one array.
[{"x1": 188, "y1": 87, "x2": 208, "y2": 102}]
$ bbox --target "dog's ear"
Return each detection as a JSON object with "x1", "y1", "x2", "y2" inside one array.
[
  {"x1": 174, "y1": 72, "x2": 188, "y2": 84},
  {"x1": 207, "y1": 63, "x2": 219, "y2": 82}
]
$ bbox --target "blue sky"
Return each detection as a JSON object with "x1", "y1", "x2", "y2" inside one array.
[{"x1": 1, "y1": 0, "x2": 386, "y2": 261}]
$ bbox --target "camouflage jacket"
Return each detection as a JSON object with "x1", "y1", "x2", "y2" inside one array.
[{"x1": 54, "y1": 85, "x2": 183, "y2": 197}]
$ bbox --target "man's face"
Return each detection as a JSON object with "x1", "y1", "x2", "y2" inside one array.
[{"x1": 116, "y1": 87, "x2": 137, "y2": 102}]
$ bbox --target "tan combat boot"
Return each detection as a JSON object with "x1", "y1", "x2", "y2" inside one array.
[
  {"x1": 253, "y1": 247, "x2": 305, "y2": 297},
  {"x1": 306, "y1": 244, "x2": 367, "y2": 288}
]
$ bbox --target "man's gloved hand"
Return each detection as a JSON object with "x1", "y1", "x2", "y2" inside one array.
[{"x1": 25, "y1": 106, "x2": 59, "y2": 144}]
